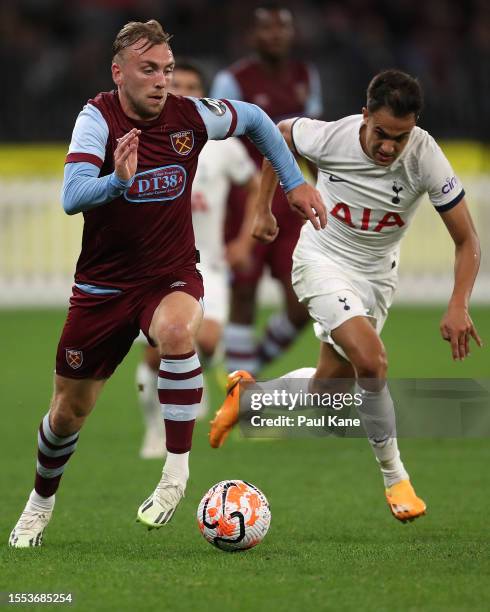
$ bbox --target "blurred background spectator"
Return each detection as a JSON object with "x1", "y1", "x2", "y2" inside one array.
[{"x1": 0, "y1": 0, "x2": 489, "y2": 141}]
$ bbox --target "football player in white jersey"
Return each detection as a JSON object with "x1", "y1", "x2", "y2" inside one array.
[
  {"x1": 136, "y1": 62, "x2": 260, "y2": 458},
  {"x1": 210, "y1": 69, "x2": 482, "y2": 522}
]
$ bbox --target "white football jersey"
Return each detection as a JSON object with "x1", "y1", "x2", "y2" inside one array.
[
  {"x1": 192, "y1": 138, "x2": 255, "y2": 270},
  {"x1": 292, "y1": 114, "x2": 464, "y2": 277}
]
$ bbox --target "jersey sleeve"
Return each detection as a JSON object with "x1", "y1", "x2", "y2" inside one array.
[
  {"x1": 190, "y1": 97, "x2": 235, "y2": 140},
  {"x1": 419, "y1": 135, "x2": 465, "y2": 212},
  {"x1": 223, "y1": 138, "x2": 256, "y2": 185},
  {"x1": 291, "y1": 117, "x2": 331, "y2": 166},
  {"x1": 65, "y1": 103, "x2": 108, "y2": 168},
  {"x1": 191, "y1": 97, "x2": 304, "y2": 192}
]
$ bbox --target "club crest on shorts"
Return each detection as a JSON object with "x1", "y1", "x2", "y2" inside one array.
[
  {"x1": 170, "y1": 130, "x2": 194, "y2": 156},
  {"x1": 66, "y1": 349, "x2": 83, "y2": 369}
]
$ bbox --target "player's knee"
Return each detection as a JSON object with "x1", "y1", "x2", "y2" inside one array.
[
  {"x1": 352, "y1": 346, "x2": 388, "y2": 379},
  {"x1": 50, "y1": 392, "x2": 93, "y2": 433},
  {"x1": 156, "y1": 320, "x2": 194, "y2": 354}
]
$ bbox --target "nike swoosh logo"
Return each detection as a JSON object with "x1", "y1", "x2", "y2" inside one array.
[{"x1": 328, "y1": 174, "x2": 347, "y2": 182}]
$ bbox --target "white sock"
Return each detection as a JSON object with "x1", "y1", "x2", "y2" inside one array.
[
  {"x1": 162, "y1": 451, "x2": 189, "y2": 485},
  {"x1": 29, "y1": 489, "x2": 55, "y2": 512},
  {"x1": 371, "y1": 437, "x2": 408, "y2": 488},
  {"x1": 356, "y1": 383, "x2": 409, "y2": 487},
  {"x1": 224, "y1": 323, "x2": 260, "y2": 375},
  {"x1": 136, "y1": 362, "x2": 161, "y2": 430}
]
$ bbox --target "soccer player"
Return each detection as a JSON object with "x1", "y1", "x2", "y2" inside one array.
[
  {"x1": 136, "y1": 61, "x2": 260, "y2": 459},
  {"x1": 9, "y1": 20, "x2": 325, "y2": 547},
  {"x1": 210, "y1": 69, "x2": 482, "y2": 522},
  {"x1": 210, "y1": 3, "x2": 323, "y2": 375}
]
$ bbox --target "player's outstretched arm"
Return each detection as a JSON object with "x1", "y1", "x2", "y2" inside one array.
[
  {"x1": 194, "y1": 98, "x2": 326, "y2": 237},
  {"x1": 251, "y1": 117, "x2": 326, "y2": 242},
  {"x1": 439, "y1": 198, "x2": 483, "y2": 360}
]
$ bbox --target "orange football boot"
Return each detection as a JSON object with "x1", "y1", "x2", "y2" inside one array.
[
  {"x1": 209, "y1": 370, "x2": 255, "y2": 448},
  {"x1": 385, "y1": 479, "x2": 427, "y2": 523}
]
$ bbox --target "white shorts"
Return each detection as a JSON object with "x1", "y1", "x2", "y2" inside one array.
[
  {"x1": 292, "y1": 253, "x2": 397, "y2": 359},
  {"x1": 198, "y1": 262, "x2": 229, "y2": 325}
]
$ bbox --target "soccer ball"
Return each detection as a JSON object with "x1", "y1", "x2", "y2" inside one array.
[{"x1": 197, "y1": 480, "x2": 271, "y2": 552}]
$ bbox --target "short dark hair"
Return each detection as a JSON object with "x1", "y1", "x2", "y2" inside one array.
[
  {"x1": 113, "y1": 20, "x2": 172, "y2": 59},
  {"x1": 173, "y1": 60, "x2": 206, "y2": 91},
  {"x1": 366, "y1": 69, "x2": 423, "y2": 118}
]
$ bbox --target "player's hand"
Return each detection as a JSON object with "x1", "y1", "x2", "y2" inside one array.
[
  {"x1": 114, "y1": 128, "x2": 140, "y2": 181},
  {"x1": 252, "y1": 211, "x2": 279, "y2": 243},
  {"x1": 440, "y1": 304, "x2": 483, "y2": 360},
  {"x1": 286, "y1": 183, "x2": 326, "y2": 230},
  {"x1": 226, "y1": 237, "x2": 254, "y2": 271}
]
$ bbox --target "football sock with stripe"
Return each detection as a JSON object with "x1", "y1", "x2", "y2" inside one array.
[
  {"x1": 224, "y1": 323, "x2": 260, "y2": 375},
  {"x1": 258, "y1": 313, "x2": 300, "y2": 366},
  {"x1": 355, "y1": 383, "x2": 409, "y2": 487},
  {"x1": 158, "y1": 351, "x2": 203, "y2": 482},
  {"x1": 34, "y1": 413, "x2": 79, "y2": 498}
]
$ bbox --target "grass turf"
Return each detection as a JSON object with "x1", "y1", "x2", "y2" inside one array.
[{"x1": 0, "y1": 306, "x2": 489, "y2": 611}]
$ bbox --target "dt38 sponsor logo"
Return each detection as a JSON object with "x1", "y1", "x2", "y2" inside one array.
[{"x1": 125, "y1": 165, "x2": 187, "y2": 203}]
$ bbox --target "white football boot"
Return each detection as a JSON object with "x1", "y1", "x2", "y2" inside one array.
[
  {"x1": 9, "y1": 499, "x2": 53, "y2": 548},
  {"x1": 136, "y1": 476, "x2": 185, "y2": 529}
]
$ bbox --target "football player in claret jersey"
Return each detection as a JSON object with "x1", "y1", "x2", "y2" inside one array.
[
  {"x1": 210, "y1": 3, "x2": 323, "y2": 376},
  {"x1": 210, "y1": 70, "x2": 482, "y2": 523},
  {"x1": 9, "y1": 20, "x2": 325, "y2": 547},
  {"x1": 136, "y1": 62, "x2": 260, "y2": 459}
]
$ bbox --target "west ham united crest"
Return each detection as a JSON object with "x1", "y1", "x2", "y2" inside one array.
[
  {"x1": 170, "y1": 130, "x2": 194, "y2": 156},
  {"x1": 66, "y1": 349, "x2": 83, "y2": 369}
]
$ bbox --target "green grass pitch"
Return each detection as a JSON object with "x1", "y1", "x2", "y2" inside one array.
[{"x1": 1, "y1": 306, "x2": 489, "y2": 611}]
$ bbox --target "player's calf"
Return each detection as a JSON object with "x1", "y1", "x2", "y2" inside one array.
[
  {"x1": 137, "y1": 351, "x2": 203, "y2": 529},
  {"x1": 9, "y1": 398, "x2": 87, "y2": 547}
]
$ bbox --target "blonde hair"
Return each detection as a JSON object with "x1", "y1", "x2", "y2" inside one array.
[{"x1": 112, "y1": 20, "x2": 172, "y2": 59}]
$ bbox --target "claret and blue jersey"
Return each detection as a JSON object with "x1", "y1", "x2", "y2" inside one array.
[{"x1": 62, "y1": 90, "x2": 304, "y2": 291}]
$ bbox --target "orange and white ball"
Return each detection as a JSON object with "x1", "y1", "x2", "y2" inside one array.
[{"x1": 197, "y1": 480, "x2": 271, "y2": 551}]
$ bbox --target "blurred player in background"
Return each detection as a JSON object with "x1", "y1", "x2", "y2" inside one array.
[
  {"x1": 136, "y1": 62, "x2": 260, "y2": 459},
  {"x1": 210, "y1": 69, "x2": 482, "y2": 522},
  {"x1": 211, "y1": 3, "x2": 323, "y2": 376},
  {"x1": 9, "y1": 19, "x2": 325, "y2": 547}
]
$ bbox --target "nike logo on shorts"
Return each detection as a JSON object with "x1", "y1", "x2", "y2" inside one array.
[{"x1": 328, "y1": 174, "x2": 347, "y2": 183}]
